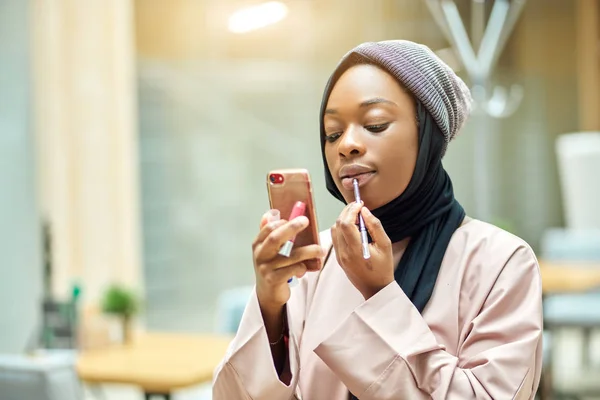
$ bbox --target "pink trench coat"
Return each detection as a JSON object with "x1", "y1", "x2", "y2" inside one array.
[{"x1": 213, "y1": 219, "x2": 543, "y2": 400}]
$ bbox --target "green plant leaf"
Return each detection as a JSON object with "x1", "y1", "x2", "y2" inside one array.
[{"x1": 101, "y1": 284, "x2": 139, "y2": 317}]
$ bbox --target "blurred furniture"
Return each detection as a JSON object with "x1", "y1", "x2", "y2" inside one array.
[
  {"x1": 539, "y1": 228, "x2": 600, "y2": 399},
  {"x1": 76, "y1": 332, "x2": 231, "y2": 400},
  {"x1": 77, "y1": 305, "x2": 117, "y2": 351},
  {"x1": 0, "y1": 350, "x2": 82, "y2": 400},
  {"x1": 215, "y1": 286, "x2": 253, "y2": 334},
  {"x1": 541, "y1": 229, "x2": 600, "y2": 328},
  {"x1": 540, "y1": 261, "x2": 600, "y2": 294},
  {"x1": 555, "y1": 133, "x2": 600, "y2": 229},
  {"x1": 539, "y1": 261, "x2": 600, "y2": 399},
  {"x1": 542, "y1": 228, "x2": 600, "y2": 263},
  {"x1": 41, "y1": 299, "x2": 78, "y2": 349}
]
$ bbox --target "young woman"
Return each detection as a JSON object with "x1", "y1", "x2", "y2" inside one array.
[{"x1": 213, "y1": 40, "x2": 543, "y2": 400}]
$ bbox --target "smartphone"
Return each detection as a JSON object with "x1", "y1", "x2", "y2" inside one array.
[{"x1": 267, "y1": 168, "x2": 321, "y2": 270}]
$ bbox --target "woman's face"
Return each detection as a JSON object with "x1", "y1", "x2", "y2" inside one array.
[{"x1": 323, "y1": 63, "x2": 419, "y2": 210}]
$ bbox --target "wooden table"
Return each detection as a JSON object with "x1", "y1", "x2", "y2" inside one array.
[
  {"x1": 540, "y1": 260, "x2": 600, "y2": 294},
  {"x1": 76, "y1": 332, "x2": 232, "y2": 400}
]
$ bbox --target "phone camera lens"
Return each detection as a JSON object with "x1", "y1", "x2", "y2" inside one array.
[{"x1": 269, "y1": 173, "x2": 284, "y2": 184}]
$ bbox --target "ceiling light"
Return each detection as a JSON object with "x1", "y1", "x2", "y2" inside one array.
[{"x1": 228, "y1": 1, "x2": 289, "y2": 34}]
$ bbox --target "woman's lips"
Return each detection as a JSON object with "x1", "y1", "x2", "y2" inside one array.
[{"x1": 341, "y1": 172, "x2": 376, "y2": 191}]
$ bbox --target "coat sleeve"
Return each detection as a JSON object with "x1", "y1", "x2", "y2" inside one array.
[
  {"x1": 313, "y1": 245, "x2": 543, "y2": 400},
  {"x1": 212, "y1": 286, "x2": 301, "y2": 400},
  {"x1": 212, "y1": 230, "x2": 333, "y2": 400}
]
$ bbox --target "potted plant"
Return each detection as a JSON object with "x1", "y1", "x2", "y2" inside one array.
[{"x1": 101, "y1": 284, "x2": 140, "y2": 344}]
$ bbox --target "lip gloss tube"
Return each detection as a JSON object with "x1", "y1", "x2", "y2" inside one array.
[
  {"x1": 278, "y1": 201, "x2": 306, "y2": 257},
  {"x1": 353, "y1": 179, "x2": 371, "y2": 259},
  {"x1": 278, "y1": 201, "x2": 306, "y2": 288}
]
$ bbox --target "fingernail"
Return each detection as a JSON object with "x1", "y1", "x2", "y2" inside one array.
[{"x1": 266, "y1": 209, "x2": 280, "y2": 222}]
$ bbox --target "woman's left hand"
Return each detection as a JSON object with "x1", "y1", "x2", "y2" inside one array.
[{"x1": 331, "y1": 201, "x2": 394, "y2": 300}]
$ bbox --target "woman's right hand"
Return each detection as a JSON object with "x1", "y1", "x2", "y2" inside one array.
[{"x1": 252, "y1": 210, "x2": 324, "y2": 313}]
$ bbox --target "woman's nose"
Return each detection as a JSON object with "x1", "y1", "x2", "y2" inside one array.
[{"x1": 337, "y1": 126, "x2": 366, "y2": 158}]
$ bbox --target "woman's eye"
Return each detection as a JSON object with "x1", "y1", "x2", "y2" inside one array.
[
  {"x1": 324, "y1": 132, "x2": 342, "y2": 143},
  {"x1": 365, "y1": 123, "x2": 390, "y2": 133}
]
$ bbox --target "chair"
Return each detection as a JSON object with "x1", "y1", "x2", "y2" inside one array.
[
  {"x1": 190, "y1": 286, "x2": 254, "y2": 400},
  {"x1": 40, "y1": 300, "x2": 78, "y2": 349},
  {"x1": 0, "y1": 350, "x2": 83, "y2": 400},
  {"x1": 540, "y1": 228, "x2": 600, "y2": 399},
  {"x1": 542, "y1": 228, "x2": 600, "y2": 333},
  {"x1": 214, "y1": 286, "x2": 254, "y2": 335}
]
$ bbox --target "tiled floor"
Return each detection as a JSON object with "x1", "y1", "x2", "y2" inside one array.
[{"x1": 84, "y1": 329, "x2": 600, "y2": 400}]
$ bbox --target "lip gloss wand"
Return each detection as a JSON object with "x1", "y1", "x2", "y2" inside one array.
[{"x1": 353, "y1": 178, "x2": 371, "y2": 260}]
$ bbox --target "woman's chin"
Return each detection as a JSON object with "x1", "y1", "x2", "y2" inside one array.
[
  {"x1": 339, "y1": 188, "x2": 383, "y2": 210},
  {"x1": 362, "y1": 198, "x2": 384, "y2": 211},
  {"x1": 361, "y1": 189, "x2": 401, "y2": 211}
]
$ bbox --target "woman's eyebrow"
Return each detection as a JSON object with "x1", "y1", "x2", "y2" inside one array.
[
  {"x1": 359, "y1": 97, "x2": 398, "y2": 108},
  {"x1": 325, "y1": 97, "x2": 398, "y2": 115}
]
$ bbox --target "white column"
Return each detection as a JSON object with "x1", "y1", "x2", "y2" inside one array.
[{"x1": 31, "y1": 0, "x2": 142, "y2": 306}]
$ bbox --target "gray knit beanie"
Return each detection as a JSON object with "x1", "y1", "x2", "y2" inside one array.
[{"x1": 321, "y1": 40, "x2": 473, "y2": 156}]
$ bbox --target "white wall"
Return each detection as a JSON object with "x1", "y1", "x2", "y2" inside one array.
[{"x1": 0, "y1": 0, "x2": 43, "y2": 353}]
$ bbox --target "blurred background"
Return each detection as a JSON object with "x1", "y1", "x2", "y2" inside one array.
[{"x1": 1, "y1": 0, "x2": 599, "y2": 399}]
